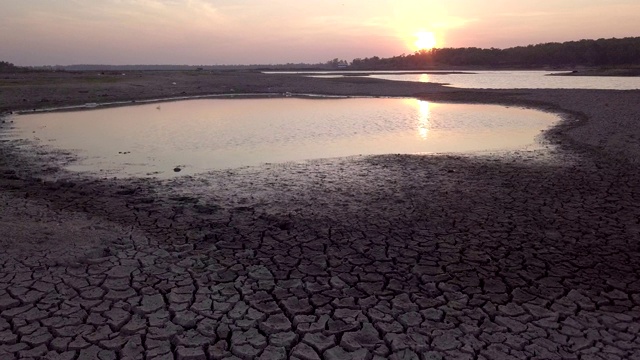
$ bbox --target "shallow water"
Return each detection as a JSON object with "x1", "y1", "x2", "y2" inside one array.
[
  {"x1": 369, "y1": 71, "x2": 640, "y2": 90},
  {"x1": 6, "y1": 97, "x2": 558, "y2": 178},
  {"x1": 301, "y1": 70, "x2": 640, "y2": 90}
]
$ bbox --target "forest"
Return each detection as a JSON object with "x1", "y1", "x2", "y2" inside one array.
[
  {"x1": 349, "y1": 37, "x2": 640, "y2": 70},
  {"x1": 0, "y1": 61, "x2": 22, "y2": 72}
]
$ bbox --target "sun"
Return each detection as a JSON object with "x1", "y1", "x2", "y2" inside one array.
[{"x1": 415, "y1": 31, "x2": 437, "y2": 51}]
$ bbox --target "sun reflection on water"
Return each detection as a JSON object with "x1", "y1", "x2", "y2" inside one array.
[{"x1": 417, "y1": 100, "x2": 430, "y2": 139}]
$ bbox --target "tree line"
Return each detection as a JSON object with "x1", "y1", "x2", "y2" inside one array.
[
  {"x1": 349, "y1": 37, "x2": 640, "y2": 70},
  {"x1": 4, "y1": 36, "x2": 640, "y2": 71},
  {"x1": 0, "y1": 61, "x2": 22, "y2": 72}
]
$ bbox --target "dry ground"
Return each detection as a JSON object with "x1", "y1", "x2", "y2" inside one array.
[{"x1": 1, "y1": 71, "x2": 640, "y2": 359}]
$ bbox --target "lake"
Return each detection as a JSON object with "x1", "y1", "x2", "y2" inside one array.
[
  {"x1": 367, "y1": 71, "x2": 640, "y2": 90},
  {"x1": 5, "y1": 97, "x2": 559, "y2": 178},
  {"x1": 276, "y1": 70, "x2": 640, "y2": 90}
]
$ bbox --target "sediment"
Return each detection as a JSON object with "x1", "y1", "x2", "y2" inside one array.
[{"x1": 1, "y1": 71, "x2": 640, "y2": 359}]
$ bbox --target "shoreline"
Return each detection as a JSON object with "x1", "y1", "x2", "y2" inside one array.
[
  {"x1": 6, "y1": 92, "x2": 358, "y2": 115},
  {"x1": 0, "y1": 71, "x2": 455, "y2": 114},
  {"x1": 2, "y1": 71, "x2": 640, "y2": 359}
]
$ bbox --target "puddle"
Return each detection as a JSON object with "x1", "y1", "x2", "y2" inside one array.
[{"x1": 4, "y1": 97, "x2": 559, "y2": 178}]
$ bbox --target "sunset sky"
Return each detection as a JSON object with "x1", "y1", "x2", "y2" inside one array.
[{"x1": 2, "y1": 0, "x2": 639, "y2": 66}]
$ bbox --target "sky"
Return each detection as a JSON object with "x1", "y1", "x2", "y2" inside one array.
[{"x1": 2, "y1": 0, "x2": 640, "y2": 66}]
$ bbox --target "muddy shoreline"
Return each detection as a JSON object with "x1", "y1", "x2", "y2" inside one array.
[{"x1": 1, "y1": 71, "x2": 640, "y2": 359}]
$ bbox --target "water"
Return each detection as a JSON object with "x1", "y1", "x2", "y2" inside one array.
[
  {"x1": 264, "y1": 70, "x2": 460, "y2": 75},
  {"x1": 5, "y1": 97, "x2": 558, "y2": 178},
  {"x1": 367, "y1": 71, "x2": 640, "y2": 90},
  {"x1": 283, "y1": 70, "x2": 640, "y2": 90}
]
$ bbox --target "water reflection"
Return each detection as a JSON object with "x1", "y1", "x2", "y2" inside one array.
[
  {"x1": 418, "y1": 74, "x2": 431, "y2": 83},
  {"x1": 8, "y1": 98, "x2": 559, "y2": 178},
  {"x1": 417, "y1": 100, "x2": 431, "y2": 139},
  {"x1": 369, "y1": 71, "x2": 640, "y2": 90}
]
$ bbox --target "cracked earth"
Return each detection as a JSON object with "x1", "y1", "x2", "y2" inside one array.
[
  {"x1": 2, "y1": 146, "x2": 640, "y2": 360},
  {"x1": 1, "y1": 78, "x2": 640, "y2": 359}
]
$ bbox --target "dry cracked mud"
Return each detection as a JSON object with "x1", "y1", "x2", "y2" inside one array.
[{"x1": 1, "y1": 73, "x2": 640, "y2": 359}]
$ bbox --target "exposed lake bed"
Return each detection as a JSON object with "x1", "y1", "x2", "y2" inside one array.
[{"x1": 2, "y1": 71, "x2": 640, "y2": 359}]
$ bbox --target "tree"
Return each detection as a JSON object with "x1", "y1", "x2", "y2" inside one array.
[
  {"x1": 0, "y1": 61, "x2": 19, "y2": 72},
  {"x1": 326, "y1": 58, "x2": 349, "y2": 69}
]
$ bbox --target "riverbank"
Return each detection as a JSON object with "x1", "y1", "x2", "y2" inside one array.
[{"x1": 1, "y1": 71, "x2": 640, "y2": 359}]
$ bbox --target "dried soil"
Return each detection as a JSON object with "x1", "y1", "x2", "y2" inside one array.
[{"x1": 1, "y1": 71, "x2": 640, "y2": 359}]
